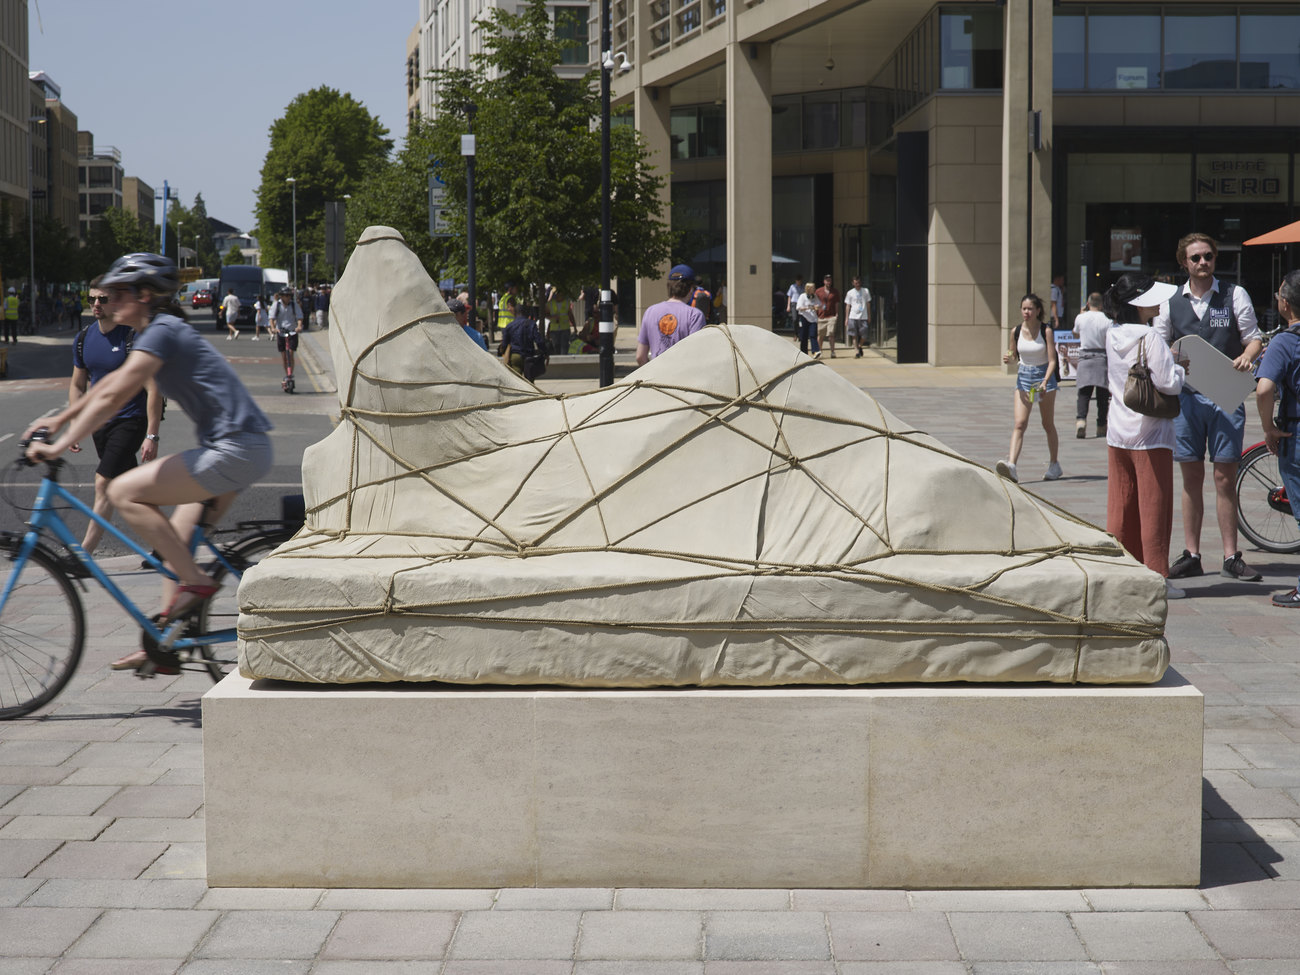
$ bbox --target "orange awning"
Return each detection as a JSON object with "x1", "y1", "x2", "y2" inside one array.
[{"x1": 1243, "y1": 220, "x2": 1300, "y2": 246}]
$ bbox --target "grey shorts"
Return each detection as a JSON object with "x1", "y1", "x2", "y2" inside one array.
[{"x1": 182, "y1": 431, "x2": 273, "y2": 495}]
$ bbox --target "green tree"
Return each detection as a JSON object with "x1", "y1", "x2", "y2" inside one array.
[
  {"x1": 225, "y1": 244, "x2": 245, "y2": 265},
  {"x1": 353, "y1": 0, "x2": 672, "y2": 301},
  {"x1": 255, "y1": 87, "x2": 392, "y2": 278},
  {"x1": 80, "y1": 208, "x2": 154, "y2": 279}
]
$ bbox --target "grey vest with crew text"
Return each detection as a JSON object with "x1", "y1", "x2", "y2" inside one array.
[{"x1": 1166, "y1": 282, "x2": 1243, "y2": 360}]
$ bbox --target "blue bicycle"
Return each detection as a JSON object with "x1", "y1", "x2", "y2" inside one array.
[{"x1": 0, "y1": 437, "x2": 300, "y2": 719}]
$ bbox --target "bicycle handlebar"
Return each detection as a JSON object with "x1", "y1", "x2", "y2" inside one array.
[{"x1": 16, "y1": 428, "x2": 64, "y2": 473}]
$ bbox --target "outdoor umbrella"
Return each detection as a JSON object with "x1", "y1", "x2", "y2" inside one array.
[{"x1": 1243, "y1": 219, "x2": 1300, "y2": 246}]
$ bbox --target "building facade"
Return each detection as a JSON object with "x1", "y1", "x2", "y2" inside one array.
[
  {"x1": 77, "y1": 131, "x2": 123, "y2": 241},
  {"x1": 611, "y1": 0, "x2": 1300, "y2": 365},
  {"x1": 416, "y1": 0, "x2": 594, "y2": 120}
]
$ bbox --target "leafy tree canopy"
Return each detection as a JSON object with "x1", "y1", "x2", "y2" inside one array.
[
  {"x1": 348, "y1": 0, "x2": 672, "y2": 302},
  {"x1": 255, "y1": 86, "x2": 393, "y2": 280}
]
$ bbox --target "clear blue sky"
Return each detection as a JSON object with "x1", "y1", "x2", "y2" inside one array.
[{"x1": 28, "y1": 0, "x2": 416, "y2": 232}]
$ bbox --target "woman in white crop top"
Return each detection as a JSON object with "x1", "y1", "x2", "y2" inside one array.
[{"x1": 996, "y1": 293, "x2": 1061, "y2": 484}]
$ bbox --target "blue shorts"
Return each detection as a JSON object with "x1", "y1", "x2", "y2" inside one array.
[
  {"x1": 182, "y1": 431, "x2": 273, "y2": 495},
  {"x1": 1016, "y1": 362, "x2": 1058, "y2": 393},
  {"x1": 1173, "y1": 390, "x2": 1244, "y2": 464}
]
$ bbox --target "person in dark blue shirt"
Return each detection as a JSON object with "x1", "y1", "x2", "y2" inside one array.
[{"x1": 67, "y1": 277, "x2": 163, "y2": 561}]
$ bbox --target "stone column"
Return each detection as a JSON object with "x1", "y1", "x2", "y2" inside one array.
[
  {"x1": 726, "y1": 41, "x2": 773, "y2": 330},
  {"x1": 634, "y1": 83, "x2": 673, "y2": 322},
  {"x1": 1000, "y1": 0, "x2": 1053, "y2": 364}
]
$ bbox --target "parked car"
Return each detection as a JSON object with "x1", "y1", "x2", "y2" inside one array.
[{"x1": 191, "y1": 289, "x2": 213, "y2": 308}]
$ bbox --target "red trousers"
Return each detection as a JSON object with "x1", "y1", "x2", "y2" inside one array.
[{"x1": 1106, "y1": 446, "x2": 1174, "y2": 576}]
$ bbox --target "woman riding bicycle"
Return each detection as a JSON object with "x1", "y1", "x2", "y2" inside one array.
[{"x1": 23, "y1": 252, "x2": 273, "y2": 665}]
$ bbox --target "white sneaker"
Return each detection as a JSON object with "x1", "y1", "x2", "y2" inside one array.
[
  {"x1": 1044, "y1": 461, "x2": 1063, "y2": 481},
  {"x1": 1165, "y1": 580, "x2": 1186, "y2": 600},
  {"x1": 252, "y1": 336, "x2": 259, "y2": 341},
  {"x1": 226, "y1": 334, "x2": 232, "y2": 341},
  {"x1": 995, "y1": 460, "x2": 1018, "y2": 483}
]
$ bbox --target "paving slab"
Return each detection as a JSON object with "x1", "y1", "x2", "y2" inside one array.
[
  {"x1": 1069, "y1": 911, "x2": 1219, "y2": 961},
  {"x1": 1189, "y1": 908, "x2": 1300, "y2": 959},
  {"x1": 27, "y1": 840, "x2": 166, "y2": 880},
  {"x1": 22, "y1": 877, "x2": 207, "y2": 909},
  {"x1": 64, "y1": 907, "x2": 218, "y2": 958},
  {"x1": 946, "y1": 911, "x2": 1089, "y2": 961},
  {"x1": 616, "y1": 889, "x2": 790, "y2": 911},
  {"x1": 495, "y1": 887, "x2": 613, "y2": 910},
  {"x1": 576, "y1": 909, "x2": 702, "y2": 959},
  {"x1": 0, "y1": 906, "x2": 103, "y2": 956},
  {"x1": 317, "y1": 910, "x2": 456, "y2": 960},
  {"x1": 704, "y1": 911, "x2": 830, "y2": 960},
  {"x1": 447, "y1": 910, "x2": 583, "y2": 959},
  {"x1": 316, "y1": 888, "x2": 496, "y2": 911},
  {"x1": 826, "y1": 912, "x2": 960, "y2": 962},
  {"x1": 194, "y1": 908, "x2": 340, "y2": 959}
]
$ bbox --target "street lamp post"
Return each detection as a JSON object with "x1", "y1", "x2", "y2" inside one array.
[
  {"x1": 462, "y1": 103, "x2": 477, "y2": 331},
  {"x1": 597, "y1": 6, "x2": 631, "y2": 386},
  {"x1": 285, "y1": 177, "x2": 298, "y2": 291},
  {"x1": 598, "y1": 3, "x2": 613, "y2": 387},
  {"x1": 27, "y1": 114, "x2": 46, "y2": 316}
]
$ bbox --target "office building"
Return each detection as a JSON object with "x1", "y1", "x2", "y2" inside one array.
[{"x1": 609, "y1": 0, "x2": 1300, "y2": 364}]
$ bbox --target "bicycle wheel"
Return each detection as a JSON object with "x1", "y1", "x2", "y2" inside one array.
[
  {"x1": 194, "y1": 530, "x2": 292, "y2": 682},
  {"x1": 0, "y1": 547, "x2": 86, "y2": 719},
  {"x1": 1236, "y1": 444, "x2": 1300, "y2": 554}
]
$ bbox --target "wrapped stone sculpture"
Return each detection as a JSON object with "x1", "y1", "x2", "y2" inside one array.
[{"x1": 237, "y1": 226, "x2": 1170, "y2": 686}]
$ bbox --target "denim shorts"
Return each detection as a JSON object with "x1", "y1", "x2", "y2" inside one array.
[
  {"x1": 182, "y1": 431, "x2": 273, "y2": 495},
  {"x1": 1173, "y1": 390, "x2": 1244, "y2": 464},
  {"x1": 1016, "y1": 362, "x2": 1058, "y2": 393}
]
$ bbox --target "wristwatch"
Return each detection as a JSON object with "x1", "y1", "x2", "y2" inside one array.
[{"x1": 145, "y1": 434, "x2": 160, "y2": 442}]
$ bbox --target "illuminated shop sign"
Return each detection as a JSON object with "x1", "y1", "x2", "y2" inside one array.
[{"x1": 1196, "y1": 156, "x2": 1286, "y2": 202}]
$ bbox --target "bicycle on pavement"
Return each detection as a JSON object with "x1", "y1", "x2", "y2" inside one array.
[{"x1": 0, "y1": 433, "x2": 302, "y2": 719}]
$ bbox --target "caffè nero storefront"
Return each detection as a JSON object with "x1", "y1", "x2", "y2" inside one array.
[{"x1": 1058, "y1": 138, "x2": 1299, "y2": 333}]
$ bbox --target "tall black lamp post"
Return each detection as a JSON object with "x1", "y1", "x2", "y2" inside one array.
[
  {"x1": 597, "y1": 1, "x2": 631, "y2": 386},
  {"x1": 463, "y1": 102, "x2": 478, "y2": 330}
]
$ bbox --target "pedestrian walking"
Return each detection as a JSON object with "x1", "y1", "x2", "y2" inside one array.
[
  {"x1": 1073, "y1": 292, "x2": 1111, "y2": 438},
  {"x1": 997, "y1": 293, "x2": 1061, "y2": 483}
]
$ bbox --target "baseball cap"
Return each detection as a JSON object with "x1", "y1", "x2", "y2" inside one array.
[
  {"x1": 1130, "y1": 280, "x2": 1177, "y2": 308},
  {"x1": 668, "y1": 264, "x2": 695, "y2": 281},
  {"x1": 445, "y1": 298, "x2": 468, "y2": 314}
]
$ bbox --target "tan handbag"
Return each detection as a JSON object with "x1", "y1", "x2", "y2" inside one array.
[{"x1": 1123, "y1": 338, "x2": 1181, "y2": 419}]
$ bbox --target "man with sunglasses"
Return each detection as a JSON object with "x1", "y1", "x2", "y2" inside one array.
[
  {"x1": 66, "y1": 276, "x2": 163, "y2": 566},
  {"x1": 1153, "y1": 233, "x2": 1264, "y2": 583}
]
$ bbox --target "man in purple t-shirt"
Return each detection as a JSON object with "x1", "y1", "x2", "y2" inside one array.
[{"x1": 636, "y1": 264, "x2": 708, "y2": 365}]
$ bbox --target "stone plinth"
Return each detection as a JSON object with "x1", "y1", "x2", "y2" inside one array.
[{"x1": 203, "y1": 672, "x2": 1202, "y2": 889}]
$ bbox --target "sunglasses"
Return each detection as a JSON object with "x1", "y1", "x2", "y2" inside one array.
[
  {"x1": 1187, "y1": 253, "x2": 1214, "y2": 263},
  {"x1": 89, "y1": 295, "x2": 110, "y2": 304}
]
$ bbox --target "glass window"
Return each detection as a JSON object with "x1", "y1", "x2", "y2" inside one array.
[
  {"x1": 772, "y1": 94, "x2": 801, "y2": 154},
  {"x1": 939, "y1": 7, "x2": 1002, "y2": 90},
  {"x1": 1164, "y1": 9, "x2": 1237, "y2": 89},
  {"x1": 1241, "y1": 10, "x2": 1300, "y2": 89},
  {"x1": 554, "y1": 6, "x2": 589, "y2": 66},
  {"x1": 1088, "y1": 9, "x2": 1161, "y2": 89},
  {"x1": 802, "y1": 92, "x2": 839, "y2": 150},
  {"x1": 698, "y1": 103, "x2": 725, "y2": 157},
  {"x1": 842, "y1": 88, "x2": 867, "y2": 148},
  {"x1": 670, "y1": 108, "x2": 696, "y2": 160},
  {"x1": 1054, "y1": 7, "x2": 1086, "y2": 89}
]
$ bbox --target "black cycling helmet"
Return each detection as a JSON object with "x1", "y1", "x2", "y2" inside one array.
[{"x1": 100, "y1": 252, "x2": 180, "y2": 295}]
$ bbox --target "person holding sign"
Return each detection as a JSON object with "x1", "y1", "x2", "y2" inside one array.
[{"x1": 1153, "y1": 233, "x2": 1263, "y2": 583}]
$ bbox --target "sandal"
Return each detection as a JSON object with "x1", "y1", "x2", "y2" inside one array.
[{"x1": 161, "y1": 582, "x2": 220, "y2": 622}]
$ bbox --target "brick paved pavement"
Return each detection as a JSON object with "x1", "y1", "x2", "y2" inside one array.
[{"x1": 1, "y1": 331, "x2": 1298, "y2": 971}]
